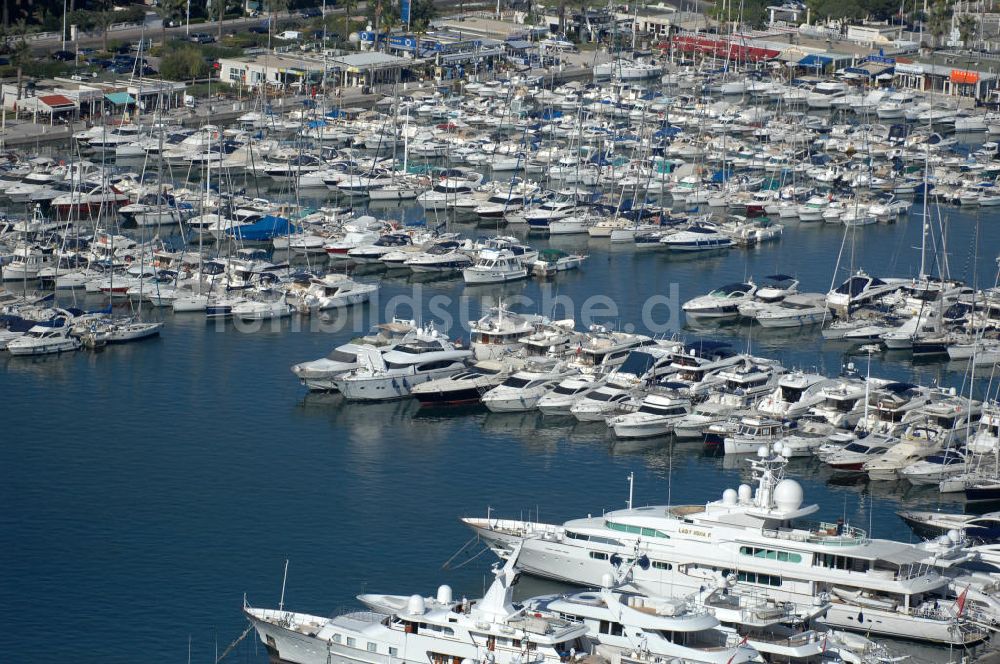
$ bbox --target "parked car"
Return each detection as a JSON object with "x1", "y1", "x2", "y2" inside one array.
[
  {"x1": 51, "y1": 50, "x2": 75, "y2": 61},
  {"x1": 249, "y1": 23, "x2": 270, "y2": 34},
  {"x1": 189, "y1": 32, "x2": 215, "y2": 44},
  {"x1": 300, "y1": 7, "x2": 322, "y2": 17}
]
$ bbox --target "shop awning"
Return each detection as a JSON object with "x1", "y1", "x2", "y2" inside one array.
[
  {"x1": 38, "y1": 94, "x2": 76, "y2": 110},
  {"x1": 798, "y1": 54, "x2": 832, "y2": 68},
  {"x1": 105, "y1": 92, "x2": 135, "y2": 105}
]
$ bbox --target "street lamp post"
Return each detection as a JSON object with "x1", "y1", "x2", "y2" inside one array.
[{"x1": 62, "y1": 0, "x2": 67, "y2": 51}]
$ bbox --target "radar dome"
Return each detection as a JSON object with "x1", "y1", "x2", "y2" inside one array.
[
  {"x1": 948, "y1": 529, "x2": 961, "y2": 543},
  {"x1": 722, "y1": 488, "x2": 738, "y2": 505},
  {"x1": 407, "y1": 594, "x2": 426, "y2": 615},
  {"x1": 937, "y1": 534, "x2": 951, "y2": 546},
  {"x1": 773, "y1": 479, "x2": 803, "y2": 512},
  {"x1": 772, "y1": 442, "x2": 784, "y2": 455},
  {"x1": 437, "y1": 585, "x2": 453, "y2": 604},
  {"x1": 757, "y1": 446, "x2": 769, "y2": 458},
  {"x1": 737, "y1": 484, "x2": 752, "y2": 504}
]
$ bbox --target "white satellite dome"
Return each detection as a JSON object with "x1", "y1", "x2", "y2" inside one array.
[
  {"x1": 948, "y1": 529, "x2": 961, "y2": 543},
  {"x1": 437, "y1": 584, "x2": 453, "y2": 604},
  {"x1": 773, "y1": 479, "x2": 804, "y2": 512},
  {"x1": 737, "y1": 484, "x2": 752, "y2": 504},
  {"x1": 601, "y1": 573, "x2": 614, "y2": 589},
  {"x1": 722, "y1": 488, "x2": 738, "y2": 505},
  {"x1": 407, "y1": 594, "x2": 426, "y2": 615}
]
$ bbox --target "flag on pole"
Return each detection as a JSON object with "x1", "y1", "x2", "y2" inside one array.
[
  {"x1": 956, "y1": 585, "x2": 970, "y2": 617},
  {"x1": 725, "y1": 635, "x2": 749, "y2": 664}
]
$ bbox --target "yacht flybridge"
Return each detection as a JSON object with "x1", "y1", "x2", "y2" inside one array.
[{"x1": 462, "y1": 448, "x2": 989, "y2": 646}]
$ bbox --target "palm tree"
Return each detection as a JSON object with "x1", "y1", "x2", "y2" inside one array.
[
  {"x1": 925, "y1": 0, "x2": 953, "y2": 47},
  {"x1": 155, "y1": 0, "x2": 186, "y2": 45},
  {"x1": 342, "y1": 0, "x2": 355, "y2": 40},
  {"x1": 94, "y1": 11, "x2": 115, "y2": 52},
  {"x1": 958, "y1": 13, "x2": 977, "y2": 48}
]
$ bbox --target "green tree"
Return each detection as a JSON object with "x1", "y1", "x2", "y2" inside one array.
[
  {"x1": 93, "y1": 10, "x2": 115, "y2": 52},
  {"x1": 154, "y1": 0, "x2": 187, "y2": 44},
  {"x1": 958, "y1": 13, "x2": 977, "y2": 47},
  {"x1": 409, "y1": 0, "x2": 436, "y2": 31},
  {"x1": 926, "y1": 0, "x2": 953, "y2": 46},
  {"x1": 159, "y1": 45, "x2": 209, "y2": 80}
]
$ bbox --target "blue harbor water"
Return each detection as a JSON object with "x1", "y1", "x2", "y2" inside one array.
[{"x1": 2, "y1": 192, "x2": 999, "y2": 662}]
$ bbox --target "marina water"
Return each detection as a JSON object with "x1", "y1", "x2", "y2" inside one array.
[{"x1": 3, "y1": 193, "x2": 999, "y2": 663}]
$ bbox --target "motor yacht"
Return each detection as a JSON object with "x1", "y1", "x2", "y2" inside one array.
[
  {"x1": 411, "y1": 360, "x2": 518, "y2": 406},
  {"x1": 290, "y1": 320, "x2": 418, "y2": 391},
  {"x1": 7, "y1": 322, "x2": 81, "y2": 356},
  {"x1": 462, "y1": 249, "x2": 529, "y2": 284},
  {"x1": 481, "y1": 362, "x2": 577, "y2": 413},
  {"x1": 462, "y1": 448, "x2": 985, "y2": 645},
  {"x1": 246, "y1": 543, "x2": 590, "y2": 664},
  {"x1": 608, "y1": 390, "x2": 692, "y2": 439},
  {"x1": 334, "y1": 328, "x2": 472, "y2": 401},
  {"x1": 683, "y1": 282, "x2": 758, "y2": 319}
]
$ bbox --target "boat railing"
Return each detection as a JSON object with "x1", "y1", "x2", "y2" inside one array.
[{"x1": 767, "y1": 520, "x2": 868, "y2": 546}]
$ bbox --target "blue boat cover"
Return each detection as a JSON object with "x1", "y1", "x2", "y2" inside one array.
[{"x1": 227, "y1": 215, "x2": 300, "y2": 241}]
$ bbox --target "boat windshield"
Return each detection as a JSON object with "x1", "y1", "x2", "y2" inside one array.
[
  {"x1": 502, "y1": 376, "x2": 532, "y2": 388},
  {"x1": 710, "y1": 283, "x2": 752, "y2": 297}
]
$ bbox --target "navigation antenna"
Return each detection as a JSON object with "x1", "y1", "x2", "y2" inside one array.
[
  {"x1": 278, "y1": 559, "x2": 289, "y2": 612},
  {"x1": 627, "y1": 472, "x2": 635, "y2": 510}
]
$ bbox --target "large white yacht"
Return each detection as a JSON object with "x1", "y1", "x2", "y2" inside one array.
[
  {"x1": 462, "y1": 450, "x2": 988, "y2": 645},
  {"x1": 334, "y1": 328, "x2": 472, "y2": 401},
  {"x1": 291, "y1": 320, "x2": 417, "y2": 391},
  {"x1": 246, "y1": 545, "x2": 589, "y2": 664}
]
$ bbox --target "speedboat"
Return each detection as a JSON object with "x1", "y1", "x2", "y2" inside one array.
[
  {"x1": 404, "y1": 241, "x2": 473, "y2": 273},
  {"x1": 608, "y1": 390, "x2": 691, "y2": 439},
  {"x1": 683, "y1": 282, "x2": 758, "y2": 319},
  {"x1": 899, "y1": 448, "x2": 970, "y2": 486},
  {"x1": 411, "y1": 360, "x2": 516, "y2": 406},
  {"x1": 536, "y1": 375, "x2": 604, "y2": 416},
  {"x1": 750, "y1": 293, "x2": 829, "y2": 328},
  {"x1": 824, "y1": 435, "x2": 897, "y2": 472},
  {"x1": 660, "y1": 223, "x2": 732, "y2": 252},
  {"x1": 347, "y1": 232, "x2": 416, "y2": 263},
  {"x1": 7, "y1": 322, "x2": 81, "y2": 356},
  {"x1": 826, "y1": 270, "x2": 905, "y2": 314},
  {"x1": 481, "y1": 362, "x2": 577, "y2": 413}
]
